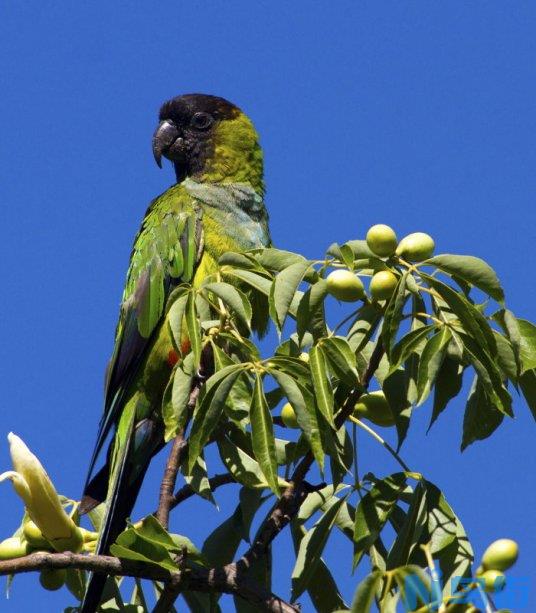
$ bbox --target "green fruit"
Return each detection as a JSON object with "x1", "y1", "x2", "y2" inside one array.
[
  {"x1": 0, "y1": 537, "x2": 30, "y2": 560},
  {"x1": 480, "y1": 569, "x2": 506, "y2": 593},
  {"x1": 281, "y1": 403, "x2": 299, "y2": 429},
  {"x1": 369, "y1": 270, "x2": 398, "y2": 301},
  {"x1": 326, "y1": 270, "x2": 365, "y2": 302},
  {"x1": 23, "y1": 520, "x2": 50, "y2": 549},
  {"x1": 353, "y1": 391, "x2": 395, "y2": 427},
  {"x1": 482, "y1": 538, "x2": 519, "y2": 572},
  {"x1": 396, "y1": 232, "x2": 435, "y2": 262},
  {"x1": 366, "y1": 224, "x2": 398, "y2": 257},
  {"x1": 39, "y1": 568, "x2": 66, "y2": 591}
]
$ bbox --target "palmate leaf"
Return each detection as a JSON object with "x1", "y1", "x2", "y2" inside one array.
[
  {"x1": 422, "y1": 273, "x2": 497, "y2": 357},
  {"x1": 296, "y1": 279, "x2": 328, "y2": 341},
  {"x1": 290, "y1": 520, "x2": 348, "y2": 612},
  {"x1": 386, "y1": 481, "x2": 427, "y2": 569},
  {"x1": 519, "y1": 368, "x2": 536, "y2": 422},
  {"x1": 461, "y1": 376, "x2": 505, "y2": 451},
  {"x1": 187, "y1": 364, "x2": 245, "y2": 472},
  {"x1": 353, "y1": 473, "x2": 409, "y2": 568},
  {"x1": 269, "y1": 367, "x2": 324, "y2": 470},
  {"x1": 428, "y1": 356, "x2": 464, "y2": 432},
  {"x1": 291, "y1": 495, "x2": 347, "y2": 600},
  {"x1": 162, "y1": 352, "x2": 195, "y2": 442},
  {"x1": 350, "y1": 570, "x2": 383, "y2": 613},
  {"x1": 347, "y1": 303, "x2": 383, "y2": 354},
  {"x1": 382, "y1": 370, "x2": 412, "y2": 451},
  {"x1": 202, "y1": 281, "x2": 252, "y2": 330},
  {"x1": 517, "y1": 318, "x2": 536, "y2": 372},
  {"x1": 269, "y1": 260, "x2": 310, "y2": 333},
  {"x1": 321, "y1": 336, "x2": 359, "y2": 386},
  {"x1": 249, "y1": 373, "x2": 279, "y2": 494},
  {"x1": 217, "y1": 432, "x2": 275, "y2": 490},
  {"x1": 425, "y1": 254, "x2": 505, "y2": 303},
  {"x1": 457, "y1": 331, "x2": 512, "y2": 416},
  {"x1": 309, "y1": 344, "x2": 335, "y2": 426},
  {"x1": 416, "y1": 326, "x2": 451, "y2": 405},
  {"x1": 388, "y1": 324, "x2": 436, "y2": 375},
  {"x1": 382, "y1": 272, "x2": 409, "y2": 355},
  {"x1": 185, "y1": 290, "x2": 202, "y2": 366}
]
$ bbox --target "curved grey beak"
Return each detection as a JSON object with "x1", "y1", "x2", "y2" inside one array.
[{"x1": 152, "y1": 120, "x2": 181, "y2": 168}]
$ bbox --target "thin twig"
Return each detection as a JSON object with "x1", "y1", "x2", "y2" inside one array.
[{"x1": 167, "y1": 472, "x2": 236, "y2": 511}]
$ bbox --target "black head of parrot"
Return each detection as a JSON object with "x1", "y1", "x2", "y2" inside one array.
[{"x1": 152, "y1": 93, "x2": 241, "y2": 182}]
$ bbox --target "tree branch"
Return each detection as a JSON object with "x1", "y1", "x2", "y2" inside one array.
[
  {"x1": 166, "y1": 472, "x2": 236, "y2": 512},
  {"x1": 229, "y1": 339, "x2": 385, "y2": 574},
  {"x1": 0, "y1": 552, "x2": 299, "y2": 613},
  {"x1": 155, "y1": 369, "x2": 204, "y2": 529},
  {"x1": 155, "y1": 430, "x2": 187, "y2": 529}
]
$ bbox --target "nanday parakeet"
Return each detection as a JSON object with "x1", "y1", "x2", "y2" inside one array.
[{"x1": 79, "y1": 94, "x2": 271, "y2": 612}]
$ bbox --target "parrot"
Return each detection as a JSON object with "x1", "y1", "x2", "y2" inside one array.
[{"x1": 79, "y1": 93, "x2": 271, "y2": 612}]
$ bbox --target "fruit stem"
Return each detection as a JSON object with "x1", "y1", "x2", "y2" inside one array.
[{"x1": 349, "y1": 416, "x2": 411, "y2": 472}]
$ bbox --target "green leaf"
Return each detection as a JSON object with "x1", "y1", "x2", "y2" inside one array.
[
  {"x1": 426, "y1": 254, "x2": 504, "y2": 303},
  {"x1": 290, "y1": 520, "x2": 348, "y2": 611},
  {"x1": 202, "y1": 282, "x2": 252, "y2": 330},
  {"x1": 217, "y1": 435, "x2": 270, "y2": 489},
  {"x1": 350, "y1": 570, "x2": 383, "y2": 613},
  {"x1": 291, "y1": 495, "x2": 346, "y2": 599},
  {"x1": 382, "y1": 370, "x2": 412, "y2": 451},
  {"x1": 321, "y1": 336, "x2": 359, "y2": 386},
  {"x1": 387, "y1": 480, "x2": 427, "y2": 569},
  {"x1": 423, "y1": 273, "x2": 496, "y2": 356},
  {"x1": 416, "y1": 326, "x2": 451, "y2": 405},
  {"x1": 347, "y1": 304, "x2": 383, "y2": 354},
  {"x1": 382, "y1": 272, "x2": 409, "y2": 355},
  {"x1": 344, "y1": 239, "x2": 375, "y2": 259},
  {"x1": 296, "y1": 279, "x2": 328, "y2": 342},
  {"x1": 353, "y1": 473, "x2": 408, "y2": 568},
  {"x1": 517, "y1": 318, "x2": 536, "y2": 372},
  {"x1": 162, "y1": 352, "x2": 195, "y2": 442},
  {"x1": 269, "y1": 260, "x2": 311, "y2": 332},
  {"x1": 249, "y1": 374, "x2": 280, "y2": 495},
  {"x1": 461, "y1": 376, "x2": 504, "y2": 451},
  {"x1": 270, "y1": 368, "x2": 324, "y2": 470},
  {"x1": 459, "y1": 332, "x2": 512, "y2": 416},
  {"x1": 185, "y1": 290, "x2": 202, "y2": 366},
  {"x1": 202, "y1": 506, "x2": 243, "y2": 568},
  {"x1": 167, "y1": 291, "x2": 189, "y2": 349},
  {"x1": 257, "y1": 247, "x2": 308, "y2": 272},
  {"x1": 187, "y1": 365, "x2": 244, "y2": 472},
  {"x1": 494, "y1": 331, "x2": 518, "y2": 383},
  {"x1": 309, "y1": 345, "x2": 335, "y2": 427},
  {"x1": 519, "y1": 369, "x2": 536, "y2": 422},
  {"x1": 428, "y1": 356, "x2": 464, "y2": 431},
  {"x1": 392, "y1": 565, "x2": 432, "y2": 610},
  {"x1": 389, "y1": 324, "x2": 435, "y2": 375},
  {"x1": 223, "y1": 268, "x2": 272, "y2": 296}
]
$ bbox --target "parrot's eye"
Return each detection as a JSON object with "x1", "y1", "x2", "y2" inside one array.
[{"x1": 191, "y1": 112, "x2": 213, "y2": 130}]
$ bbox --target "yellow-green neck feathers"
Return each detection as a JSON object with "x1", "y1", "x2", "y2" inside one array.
[{"x1": 194, "y1": 111, "x2": 265, "y2": 196}]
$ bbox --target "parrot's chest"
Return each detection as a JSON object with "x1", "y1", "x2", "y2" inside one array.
[{"x1": 184, "y1": 179, "x2": 270, "y2": 255}]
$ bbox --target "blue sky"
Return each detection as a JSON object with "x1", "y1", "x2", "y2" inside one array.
[{"x1": 1, "y1": 2, "x2": 535, "y2": 611}]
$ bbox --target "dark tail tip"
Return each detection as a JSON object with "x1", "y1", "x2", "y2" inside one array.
[{"x1": 79, "y1": 573, "x2": 107, "y2": 613}]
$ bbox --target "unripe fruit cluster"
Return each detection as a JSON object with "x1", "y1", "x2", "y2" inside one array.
[
  {"x1": 476, "y1": 538, "x2": 519, "y2": 593},
  {"x1": 325, "y1": 224, "x2": 435, "y2": 304},
  {"x1": 352, "y1": 391, "x2": 395, "y2": 427}
]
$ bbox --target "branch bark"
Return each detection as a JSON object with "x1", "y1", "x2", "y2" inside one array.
[{"x1": 0, "y1": 552, "x2": 299, "y2": 613}]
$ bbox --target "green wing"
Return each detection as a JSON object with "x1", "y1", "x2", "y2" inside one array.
[{"x1": 85, "y1": 186, "x2": 203, "y2": 486}]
